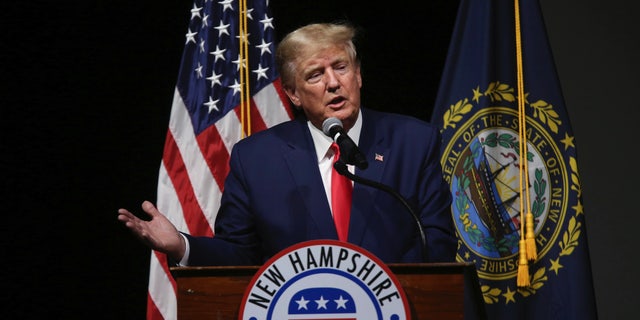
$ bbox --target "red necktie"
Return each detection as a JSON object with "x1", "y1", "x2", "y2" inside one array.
[{"x1": 330, "y1": 142, "x2": 352, "y2": 241}]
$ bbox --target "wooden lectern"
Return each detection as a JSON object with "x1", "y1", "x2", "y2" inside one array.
[{"x1": 171, "y1": 262, "x2": 486, "y2": 319}]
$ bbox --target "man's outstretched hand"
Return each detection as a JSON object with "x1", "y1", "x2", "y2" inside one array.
[{"x1": 117, "y1": 200, "x2": 186, "y2": 262}]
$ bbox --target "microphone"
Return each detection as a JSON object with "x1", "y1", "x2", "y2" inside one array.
[
  {"x1": 322, "y1": 117, "x2": 368, "y2": 170},
  {"x1": 332, "y1": 158, "x2": 428, "y2": 261},
  {"x1": 322, "y1": 117, "x2": 427, "y2": 259}
]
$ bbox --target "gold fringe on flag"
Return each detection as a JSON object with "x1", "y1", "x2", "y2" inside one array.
[
  {"x1": 525, "y1": 211, "x2": 537, "y2": 259},
  {"x1": 514, "y1": 0, "x2": 537, "y2": 287},
  {"x1": 517, "y1": 240, "x2": 531, "y2": 287},
  {"x1": 239, "y1": 0, "x2": 252, "y2": 137}
]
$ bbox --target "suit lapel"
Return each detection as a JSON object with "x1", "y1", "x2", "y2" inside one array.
[
  {"x1": 348, "y1": 110, "x2": 389, "y2": 245},
  {"x1": 281, "y1": 120, "x2": 339, "y2": 239}
]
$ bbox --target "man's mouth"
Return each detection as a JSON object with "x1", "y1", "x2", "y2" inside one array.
[{"x1": 328, "y1": 96, "x2": 345, "y2": 108}]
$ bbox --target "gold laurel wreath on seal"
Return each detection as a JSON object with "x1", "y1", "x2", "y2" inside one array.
[{"x1": 441, "y1": 81, "x2": 584, "y2": 304}]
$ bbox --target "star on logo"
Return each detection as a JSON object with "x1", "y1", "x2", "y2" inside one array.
[
  {"x1": 295, "y1": 296, "x2": 309, "y2": 310},
  {"x1": 315, "y1": 296, "x2": 329, "y2": 310},
  {"x1": 334, "y1": 295, "x2": 349, "y2": 310}
]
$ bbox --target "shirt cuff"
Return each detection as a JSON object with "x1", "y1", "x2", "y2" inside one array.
[{"x1": 177, "y1": 233, "x2": 190, "y2": 266}]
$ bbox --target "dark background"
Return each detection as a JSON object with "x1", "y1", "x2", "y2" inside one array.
[{"x1": 2, "y1": 1, "x2": 638, "y2": 318}]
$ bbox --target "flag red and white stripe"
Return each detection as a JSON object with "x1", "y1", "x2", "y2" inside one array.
[{"x1": 147, "y1": 1, "x2": 292, "y2": 318}]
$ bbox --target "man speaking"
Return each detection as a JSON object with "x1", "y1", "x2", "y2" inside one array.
[{"x1": 117, "y1": 21, "x2": 457, "y2": 267}]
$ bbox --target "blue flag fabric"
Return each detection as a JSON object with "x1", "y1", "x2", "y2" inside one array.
[{"x1": 431, "y1": 0, "x2": 598, "y2": 319}]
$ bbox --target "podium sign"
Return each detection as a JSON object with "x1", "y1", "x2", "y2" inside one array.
[
  {"x1": 239, "y1": 240, "x2": 410, "y2": 319},
  {"x1": 171, "y1": 241, "x2": 485, "y2": 319}
]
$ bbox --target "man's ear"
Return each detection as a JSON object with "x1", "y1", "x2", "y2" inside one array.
[{"x1": 284, "y1": 87, "x2": 301, "y2": 107}]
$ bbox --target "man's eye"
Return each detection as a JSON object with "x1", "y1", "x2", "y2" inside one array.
[
  {"x1": 307, "y1": 73, "x2": 322, "y2": 83},
  {"x1": 335, "y1": 64, "x2": 349, "y2": 73}
]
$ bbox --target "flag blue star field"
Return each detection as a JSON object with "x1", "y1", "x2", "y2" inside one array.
[
  {"x1": 149, "y1": 0, "x2": 292, "y2": 319},
  {"x1": 431, "y1": 0, "x2": 597, "y2": 319}
]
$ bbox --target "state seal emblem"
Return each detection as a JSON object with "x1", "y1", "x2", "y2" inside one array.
[{"x1": 438, "y1": 82, "x2": 585, "y2": 305}]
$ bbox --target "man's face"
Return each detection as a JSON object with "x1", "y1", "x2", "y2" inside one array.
[{"x1": 285, "y1": 45, "x2": 362, "y2": 132}]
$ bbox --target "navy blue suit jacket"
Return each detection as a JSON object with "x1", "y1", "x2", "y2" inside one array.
[{"x1": 185, "y1": 108, "x2": 457, "y2": 265}]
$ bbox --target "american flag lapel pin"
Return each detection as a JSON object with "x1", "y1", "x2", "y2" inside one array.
[{"x1": 375, "y1": 153, "x2": 384, "y2": 162}]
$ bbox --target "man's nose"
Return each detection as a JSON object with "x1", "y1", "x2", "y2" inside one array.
[{"x1": 325, "y1": 70, "x2": 340, "y2": 91}]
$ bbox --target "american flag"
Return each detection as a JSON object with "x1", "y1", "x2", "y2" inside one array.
[{"x1": 148, "y1": 0, "x2": 292, "y2": 318}]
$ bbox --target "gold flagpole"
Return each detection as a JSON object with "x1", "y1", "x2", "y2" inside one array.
[{"x1": 238, "y1": 0, "x2": 252, "y2": 137}]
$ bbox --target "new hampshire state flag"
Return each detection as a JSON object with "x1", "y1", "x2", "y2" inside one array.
[{"x1": 431, "y1": 0, "x2": 598, "y2": 319}]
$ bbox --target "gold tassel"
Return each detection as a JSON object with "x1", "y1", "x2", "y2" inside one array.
[
  {"x1": 525, "y1": 212, "x2": 537, "y2": 260},
  {"x1": 517, "y1": 239, "x2": 530, "y2": 287}
]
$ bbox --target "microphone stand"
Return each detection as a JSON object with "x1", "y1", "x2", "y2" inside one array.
[{"x1": 334, "y1": 160, "x2": 428, "y2": 261}]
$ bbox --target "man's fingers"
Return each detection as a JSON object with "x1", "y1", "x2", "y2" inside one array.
[
  {"x1": 141, "y1": 200, "x2": 161, "y2": 218},
  {"x1": 117, "y1": 208, "x2": 136, "y2": 221}
]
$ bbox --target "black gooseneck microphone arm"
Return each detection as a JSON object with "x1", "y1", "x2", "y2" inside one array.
[{"x1": 333, "y1": 160, "x2": 428, "y2": 262}]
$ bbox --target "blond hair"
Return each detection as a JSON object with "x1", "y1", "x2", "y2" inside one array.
[{"x1": 275, "y1": 22, "x2": 359, "y2": 89}]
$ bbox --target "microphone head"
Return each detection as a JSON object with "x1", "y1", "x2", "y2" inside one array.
[{"x1": 322, "y1": 117, "x2": 342, "y2": 137}]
